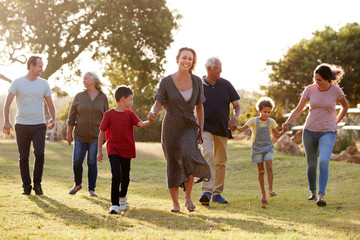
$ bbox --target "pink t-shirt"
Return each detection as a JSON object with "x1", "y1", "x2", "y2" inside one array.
[
  {"x1": 99, "y1": 109, "x2": 140, "y2": 158},
  {"x1": 301, "y1": 84, "x2": 345, "y2": 132}
]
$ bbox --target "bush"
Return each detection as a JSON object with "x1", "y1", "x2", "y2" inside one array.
[{"x1": 333, "y1": 130, "x2": 354, "y2": 153}]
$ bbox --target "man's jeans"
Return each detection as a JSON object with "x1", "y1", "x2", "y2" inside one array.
[
  {"x1": 15, "y1": 124, "x2": 46, "y2": 187},
  {"x1": 72, "y1": 139, "x2": 98, "y2": 191},
  {"x1": 303, "y1": 129, "x2": 336, "y2": 195}
]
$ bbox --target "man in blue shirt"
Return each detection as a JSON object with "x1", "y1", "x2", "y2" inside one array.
[{"x1": 199, "y1": 57, "x2": 240, "y2": 205}]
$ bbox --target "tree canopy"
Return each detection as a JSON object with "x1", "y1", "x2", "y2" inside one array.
[
  {"x1": 0, "y1": 0, "x2": 180, "y2": 81},
  {"x1": 264, "y1": 23, "x2": 360, "y2": 109},
  {"x1": 0, "y1": 0, "x2": 180, "y2": 141}
]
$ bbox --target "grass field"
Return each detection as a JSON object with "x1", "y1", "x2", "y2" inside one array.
[{"x1": 0, "y1": 139, "x2": 359, "y2": 240}]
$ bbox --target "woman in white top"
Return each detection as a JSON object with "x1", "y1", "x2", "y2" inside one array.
[{"x1": 282, "y1": 63, "x2": 348, "y2": 207}]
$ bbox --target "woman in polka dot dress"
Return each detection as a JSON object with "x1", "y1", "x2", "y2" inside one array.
[{"x1": 148, "y1": 47, "x2": 211, "y2": 213}]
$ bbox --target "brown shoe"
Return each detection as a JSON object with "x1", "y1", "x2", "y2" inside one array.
[{"x1": 317, "y1": 197, "x2": 327, "y2": 207}]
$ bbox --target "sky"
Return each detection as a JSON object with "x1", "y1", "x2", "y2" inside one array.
[{"x1": 0, "y1": 0, "x2": 360, "y2": 96}]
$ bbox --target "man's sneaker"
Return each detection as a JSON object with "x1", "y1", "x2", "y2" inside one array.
[
  {"x1": 22, "y1": 184, "x2": 32, "y2": 195},
  {"x1": 119, "y1": 196, "x2": 127, "y2": 211},
  {"x1": 108, "y1": 205, "x2": 119, "y2": 214},
  {"x1": 212, "y1": 194, "x2": 228, "y2": 204},
  {"x1": 33, "y1": 184, "x2": 43, "y2": 195},
  {"x1": 199, "y1": 192, "x2": 211, "y2": 206}
]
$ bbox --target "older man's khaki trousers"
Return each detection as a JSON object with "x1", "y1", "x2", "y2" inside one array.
[{"x1": 201, "y1": 131, "x2": 228, "y2": 196}]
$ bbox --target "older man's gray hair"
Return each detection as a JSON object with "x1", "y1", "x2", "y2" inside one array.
[{"x1": 205, "y1": 57, "x2": 221, "y2": 69}]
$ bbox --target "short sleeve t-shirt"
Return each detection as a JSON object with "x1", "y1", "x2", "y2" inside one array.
[
  {"x1": 99, "y1": 109, "x2": 140, "y2": 158},
  {"x1": 8, "y1": 76, "x2": 52, "y2": 125},
  {"x1": 203, "y1": 77, "x2": 240, "y2": 138},
  {"x1": 301, "y1": 84, "x2": 345, "y2": 132},
  {"x1": 245, "y1": 117, "x2": 278, "y2": 142}
]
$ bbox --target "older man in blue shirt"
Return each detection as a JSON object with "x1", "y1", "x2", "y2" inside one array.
[{"x1": 199, "y1": 57, "x2": 240, "y2": 205}]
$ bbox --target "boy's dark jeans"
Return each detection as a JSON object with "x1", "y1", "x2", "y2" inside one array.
[{"x1": 15, "y1": 124, "x2": 46, "y2": 187}]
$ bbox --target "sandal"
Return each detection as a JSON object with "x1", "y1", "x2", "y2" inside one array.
[
  {"x1": 171, "y1": 205, "x2": 180, "y2": 213},
  {"x1": 269, "y1": 191, "x2": 277, "y2": 197},
  {"x1": 261, "y1": 196, "x2": 268, "y2": 204},
  {"x1": 185, "y1": 200, "x2": 197, "y2": 212}
]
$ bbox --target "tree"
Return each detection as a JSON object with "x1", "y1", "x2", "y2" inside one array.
[
  {"x1": 0, "y1": 0, "x2": 180, "y2": 81},
  {"x1": 265, "y1": 23, "x2": 360, "y2": 109},
  {"x1": 0, "y1": 0, "x2": 180, "y2": 141}
]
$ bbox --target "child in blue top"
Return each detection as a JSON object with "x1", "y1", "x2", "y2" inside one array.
[{"x1": 236, "y1": 97, "x2": 287, "y2": 204}]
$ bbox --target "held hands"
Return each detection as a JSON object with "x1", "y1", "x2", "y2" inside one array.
[
  {"x1": 228, "y1": 118, "x2": 237, "y2": 131},
  {"x1": 147, "y1": 111, "x2": 156, "y2": 123},
  {"x1": 282, "y1": 123, "x2": 289, "y2": 131},
  {"x1": 2, "y1": 122, "x2": 13, "y2": 135}
]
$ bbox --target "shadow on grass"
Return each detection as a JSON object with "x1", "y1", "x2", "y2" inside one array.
[
  {"x1": 28, "y1": 195, "x2": 131, "y2": 231},
  {"x1": 125, "y1": 207, "x2": 284, "y2": 233},
  {"x1": 81, "y1": 195, "x2": 110, "y2": 210}
]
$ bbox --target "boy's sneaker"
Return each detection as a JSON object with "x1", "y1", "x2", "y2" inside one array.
[
  {"x1": 212, "y1": 194, "x2": 228, "y2": 204},
  {"x1": 22, "y1": 184, "x2": 32, "y2": 195},
  {"x1": 119, "y1": 196, "x2": 127, "y2": 211},
  {"x1": 33, "y1": 184, "x2": 43, "y2": 195},
  {"x1": 108, "y1": 205, "x2": 119, "y2": 214},
  {"x1": 199, "y1": 192, "x2": 211, "y2": 206}
]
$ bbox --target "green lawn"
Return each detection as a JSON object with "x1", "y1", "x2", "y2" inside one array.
[{"x1": 0, "y1": 140, "x2": 359, "y2": 240}]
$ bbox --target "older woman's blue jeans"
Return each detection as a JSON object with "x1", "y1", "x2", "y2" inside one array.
[
  {"x1": 302, "y1": 129, "x2": 336, "y2": 195},
  {"x1": 72, "y1": 139, "x2": 98, "y2": 191}
]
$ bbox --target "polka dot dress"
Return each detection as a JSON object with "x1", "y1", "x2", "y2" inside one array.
[{"x1": 155, "y1": 74, "x2": 211, "y2": 189}]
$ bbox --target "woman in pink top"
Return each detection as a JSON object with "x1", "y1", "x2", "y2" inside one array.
[{"x1": 282, "y1": 63, "x2": 348, "y2": 207}]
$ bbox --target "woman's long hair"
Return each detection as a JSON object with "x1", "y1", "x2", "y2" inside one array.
[
  {"x1": 85, "y1": 71, "x2": 104, "y2": 92},
  {"x1": 313, "y1": 63, "x2": 345, "y2": 86}
]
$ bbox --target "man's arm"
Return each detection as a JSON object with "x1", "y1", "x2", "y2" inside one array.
[
  {"x1": 3, "y1": 92, "x2": 15, "y2": 135},
  {"x1": 44, "y1": 95, "x2": 56, "y2": 129},
  {"x1": 229, "y1": 100, "x2": 240, "y2": 130}
]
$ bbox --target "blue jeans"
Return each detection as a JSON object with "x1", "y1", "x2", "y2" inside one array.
[
  {"x1": 72, "y1": 139, "x2": 98, "y2": 191},
  {"x1": 302, "y1": 129, "x2": 336, "y2": 195}
]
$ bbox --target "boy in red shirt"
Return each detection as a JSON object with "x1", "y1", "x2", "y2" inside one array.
[{"x1": 97, "y1": 86, "x2": 153, "y2": 214}]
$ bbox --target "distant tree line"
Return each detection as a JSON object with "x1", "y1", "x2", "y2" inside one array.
[{"x1": 1, "y1": 1, "x2": 359, "y2": 141}]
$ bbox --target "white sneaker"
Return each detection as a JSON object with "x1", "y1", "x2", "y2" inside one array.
[
  {"x1": 108, "y1": 205, "x2": 119, "y2": 214},
  {"x1": 119, "y1": 196, "x2": 127, "y2": 211}
]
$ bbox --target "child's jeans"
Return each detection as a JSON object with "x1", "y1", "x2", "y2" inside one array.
[
  {"x1": 302, "y1": 129, "x2": 336, "y2": 195},
  {"x1": 109, "y1": 155, "x2": 131, "y2": 205}
]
